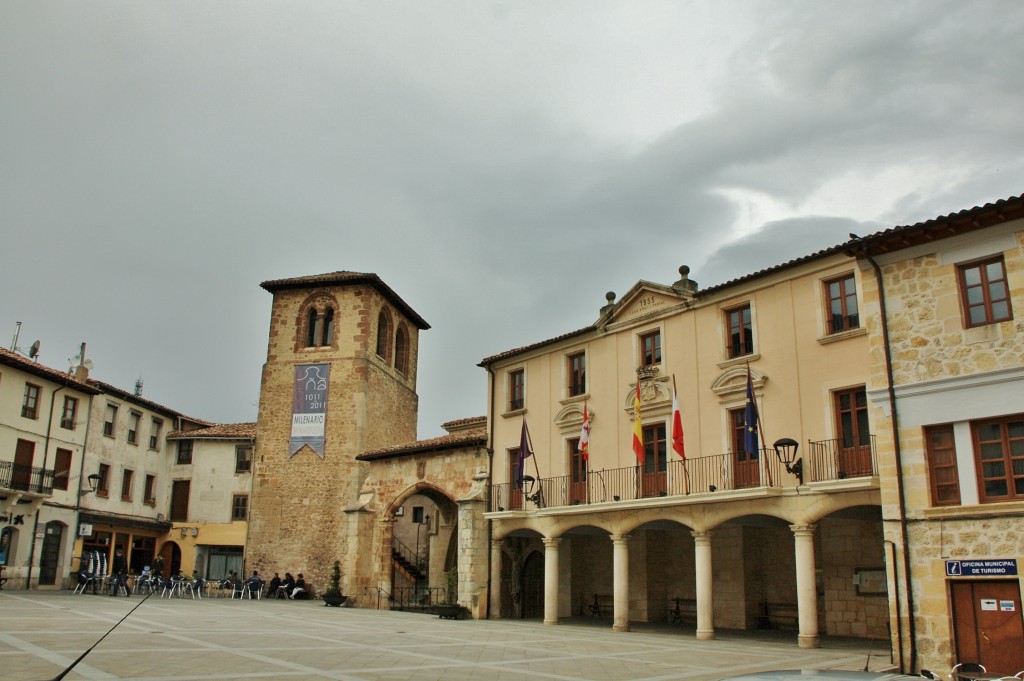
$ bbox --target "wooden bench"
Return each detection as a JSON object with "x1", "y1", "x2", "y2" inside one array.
[
  {"x1": 589, "y1": 593, "x2": 613, "y2": 617},
  {"x1": 760, "y1": 602, "x2": 799, "y2": 630},
  {"x1": 666, "y1": 597, "x2": 697, "y2": 624}
]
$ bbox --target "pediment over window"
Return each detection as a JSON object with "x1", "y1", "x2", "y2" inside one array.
[
  {"x1": 711, "y1": 366, "x2": 767, "y2": 402},
  {"x1": 554, "y1": 404, "x2": 592, "y2": 430}
]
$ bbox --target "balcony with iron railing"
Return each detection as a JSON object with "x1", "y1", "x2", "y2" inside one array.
[
  {"x1": 489, "y1": 437, "x2": 878, "y2": 513},
  {"x1": 0, "y1": 460, "x2": 56, "y2": 496}
]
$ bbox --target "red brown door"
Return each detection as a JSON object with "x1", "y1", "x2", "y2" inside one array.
[
  {"x1": 951, "y1": 580, "x2": 1024, "y2": 674},
  {"x1": 641, "y1": 424, "x2": 667, "y2": 497},
  {"x1": 170, "y1": 480, "x2": 190, "y2": 521},
  {"x1": 569, "y1": 438, "x2": 587, "y2": 504},
  {"x1": 835, "y1": 387, "x2": 873, "y2": 477},
  {"x1": 13, "y1": 440, "x2": 35, "y2": 491},
  {"x1": 731, "y1": 409, "x2": 760, "y2": 488},
  {"x1": 507, "y1": 451, "x2": 523, "y2": 511}
]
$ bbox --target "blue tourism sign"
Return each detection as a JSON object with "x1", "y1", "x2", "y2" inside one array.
[{"x1": 945, "y1": 559, "x2": 1018, "y2": 577}]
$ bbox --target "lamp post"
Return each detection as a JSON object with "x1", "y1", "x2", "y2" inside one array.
[
  {"x1": 80, "y1": 474, "x2": 101, "y2": 497},
  {"x1": 773, "y1": 438, "x2": 803, "y2": 485}
]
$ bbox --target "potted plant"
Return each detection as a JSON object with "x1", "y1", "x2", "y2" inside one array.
[{"x1": 322, "y1": 560, "x2": 348, "y2": 607}]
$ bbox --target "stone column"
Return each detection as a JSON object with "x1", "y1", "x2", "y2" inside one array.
[
  {"x1": 692, "y1": 530, "x2": 715, "y2": 640},
  {"x1": 542, "y1": 537, "x2": 561, "y2": 625},
  {"x1": 489, "y1": 539, "x2": 503, "y2": 618},
  {"x1": 611, "y1": 533, "x2": 630, "y2": 632},
  {"x1": 791, "y1": 524, "x2": 820, "y2": 648},
  {"x1": 378, "y1": 517, "x2": 396, "y2": 609}
]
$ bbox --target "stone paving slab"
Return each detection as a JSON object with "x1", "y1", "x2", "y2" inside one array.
[{"x1": 0, "y1": 592, "x2": 894, "y2": 681}]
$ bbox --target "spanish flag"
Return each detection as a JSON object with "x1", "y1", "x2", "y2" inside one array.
[{"x1": 632, "y1": 383, "x2": 644, "y2": 464}]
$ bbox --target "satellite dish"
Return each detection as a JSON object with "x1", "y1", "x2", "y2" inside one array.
[
  {"x1": 29, "y1": 340, "x2": 40, "y2": 359},
  {"x1": 83, "y1": 359, "x2": 94, "y2": 370}
]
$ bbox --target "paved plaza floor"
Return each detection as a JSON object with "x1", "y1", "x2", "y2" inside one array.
[{"x1": 1, "y1": 591, "x2": 895, "y2": 681}]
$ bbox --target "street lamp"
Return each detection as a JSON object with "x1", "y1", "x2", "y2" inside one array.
[
  {"x1": 80, "y1": 474, "x2": 102, "y2": 497},
  {"x1": 773, "y1": 438, "x2": 803, "y2": 485}
]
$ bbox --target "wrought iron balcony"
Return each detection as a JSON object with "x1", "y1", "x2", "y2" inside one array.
[
  {"x1": 0, "y1": 460, "x2": 56, "y2": 496},
  {"x1": 805, "y1": 436, "x2": 877, "y2": 482},
  {"x1": 490, "y1": 450, "x2": 792, "y2": 512},
  {"x1": 489, "y1": 440, "x2": 878, "y2": 513}
]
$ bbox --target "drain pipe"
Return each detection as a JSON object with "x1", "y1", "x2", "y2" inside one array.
[
  {"x1": 25, "y1": 384, "x2": 66, "y2": 589},
  {"x1": 865, "y1": 252, "x2": 917, "y2": 673}
]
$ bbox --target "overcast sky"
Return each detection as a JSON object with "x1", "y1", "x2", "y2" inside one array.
[{"x1": 2, "y1": 1, "x2": 1022, "y2": 438}]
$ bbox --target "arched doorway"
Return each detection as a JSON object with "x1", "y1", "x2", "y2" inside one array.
[
  {"x1": 521, "y1": 550, "x2": 544, "y2": 618},
  {"x1": 39, "y1": 521, "x2": 65, "y2": 585}
]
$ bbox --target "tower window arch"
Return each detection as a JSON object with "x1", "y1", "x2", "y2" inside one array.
[
  {"x1": 395, "y1": 325, "x2": 409, "y2": 376},
  {"x1": 298, "y1": 294, "x2": 339, "y2": 349},
  {"x1": 322, "y1": 307, "x2": 334, "y2": 346},
  {"x1": 306, "y1": 308, "x2": 319, "y2": 347},
  {"x1": 376, "y1": 310, "x2": 393, "y2": 360}
]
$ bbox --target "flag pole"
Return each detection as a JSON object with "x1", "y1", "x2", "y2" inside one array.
[
  {"x1": 527, "y1": 424, "x2": 544, "y2": 507},
  {"x1": 752, "y1": 369, "x2": 773, "y2": 487}
]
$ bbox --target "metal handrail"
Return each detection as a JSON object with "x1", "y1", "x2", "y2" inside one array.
[
  {"x1": 489, "y1": 449, "x2": 794, "y2": 511},
  {"x1": 806, "y1": 435, "x2": 877, "y2": 481},
  {"x1": 0, "y1": 461, "x2": 56, "y2": 495}
]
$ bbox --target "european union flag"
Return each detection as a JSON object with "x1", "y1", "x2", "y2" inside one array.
[{"x1": 743, "y1": 367, "x2": 759, "y2": 458}]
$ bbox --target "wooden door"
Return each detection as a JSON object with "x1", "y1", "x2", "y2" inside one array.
[
  {"x1": 951, "y1": 580, "x2": 1024, "y2": 674},
  {"x1": 170, "y1": 480, "x2": 190, "y2": 521},
  {"x1": 641, "y1": 424, "x2": 667, "y2": 496},
  {"x1": 835, "y1": 387, "x2": 872, "y2": 476},
  {"x1": 13, "y1": 440, "x2": 35, "y2": 491},
  {"x1": 569, "y1": 438, "x2": 587, "y2": 504},
  {"x1": 731, "y1": 409, "x2": 760, "y2": 488},
  {"x1": 507, "y1": 451, "x2": 523, "y2": 510}
]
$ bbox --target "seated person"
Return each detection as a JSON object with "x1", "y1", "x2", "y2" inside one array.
[
  {"x1": 243, "y1": 570, "x2": 263, "y2": 597},
  {"x1": 290, "y1": 573, "x2": 306, "y2": 600},
  {"x1": 266, "y1": 572, "x2": 281, "y2": 598},
  {"x1": 279, "y1": 572, "x2": 295, "y2": 598}
]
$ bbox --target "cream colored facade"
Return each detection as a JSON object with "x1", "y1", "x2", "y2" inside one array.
[
  {"x1": 482, "y1": 257, "x2": 886, "y2": 647},
  {"x1": 0, "y1": 347, "x2": 98, "y2": 589},
  {"x1": 858, "y1": 197, "x2": 1024, "y2": 676},
  {"x1": 165, "y1": 423, "x2": 255, "y2": 580}
]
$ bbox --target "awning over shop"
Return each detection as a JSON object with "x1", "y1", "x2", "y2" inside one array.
[{"x1": 79, "y1": 511, "x2": 172, "y2": 534}]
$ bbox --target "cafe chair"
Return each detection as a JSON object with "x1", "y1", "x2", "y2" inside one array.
[
  {"x1": 951, "y1": 662, "x2": 987, "y2": 681},
  {"x1": 920, "y1": 670, "x2": 939, "y2": 679}
]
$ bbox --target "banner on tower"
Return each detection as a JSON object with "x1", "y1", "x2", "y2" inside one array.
[{"x1": 290, "y1": 363, "x2": 330, "y2": 458}]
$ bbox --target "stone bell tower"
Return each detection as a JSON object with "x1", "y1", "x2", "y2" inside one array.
[{"x1": 247, "y1": 271, "x2": 429, "y2": 592}]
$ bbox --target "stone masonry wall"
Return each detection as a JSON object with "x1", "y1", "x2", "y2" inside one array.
[{"x1": 248, "y1": 283, "x2": 420, "y2": 593}]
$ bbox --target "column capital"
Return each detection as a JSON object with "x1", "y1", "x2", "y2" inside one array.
[
  {"x1": 691, "y1": 529, "x2": 714, "y2": 542},
  {"x1": 542, "y1": 537, "x2": 561, "y2": 548},
  {"x1": 610, "y1": 533, "x2": 630, "y2": 545},
  {"x1": 789, "y1": 524, "x2": 817, "y2": 537},
  {"x1": 491, "y1": 539, "x2": 504, "y2": 550}
]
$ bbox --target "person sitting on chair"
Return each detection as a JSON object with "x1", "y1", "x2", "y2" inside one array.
[
  {"x1": 110, "y1": 548, "x2": 129, "y2": 597},
  {"x1": 279, "y1": 572, "x2": 295, "y2": 599},
  {"x1": 289, "y1": 573, "x2": 306, "y2": 600},
  {"x1": 244, "y1": 570, "x2": 262, "y2": 598},
  {"x1": 266, "y1": 572, "x2": 281, "y2": 598}
]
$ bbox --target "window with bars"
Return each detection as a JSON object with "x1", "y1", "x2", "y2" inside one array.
[{"x1": 959, "y1": 256, "x2": 1012, "y2": 327}]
